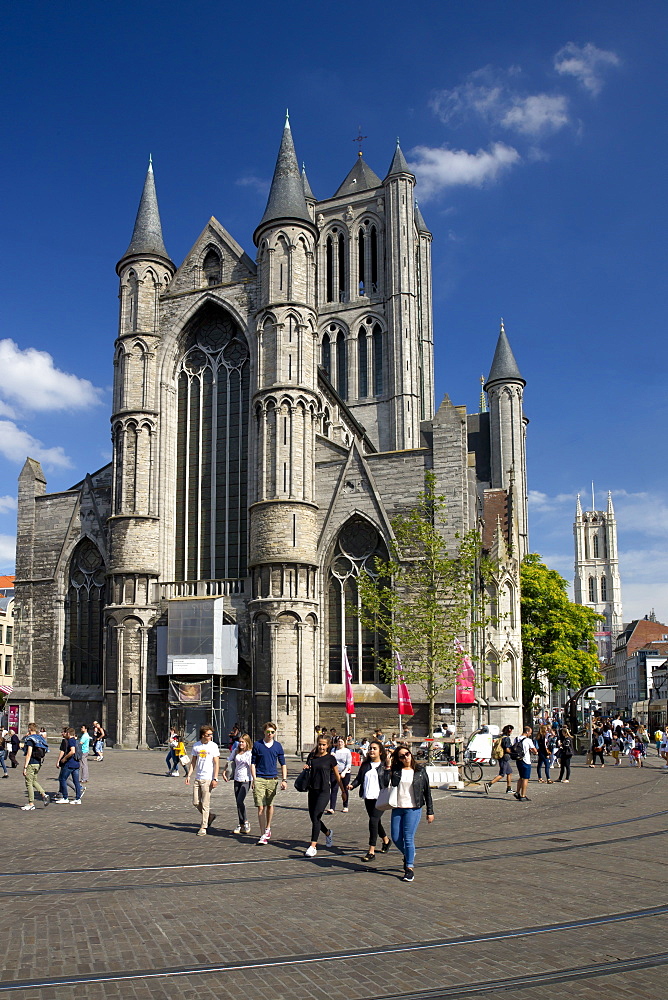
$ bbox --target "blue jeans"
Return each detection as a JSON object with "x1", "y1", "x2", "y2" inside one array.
[
  {"x1": 165, "y1": 749, "x2": 178, "y2": 771},
  {"x1": 537, "y1": 753, "x2": 550, "y2": 779},
  {"x1": 0, "y1": 750, "x2": 7, "y2": 775},
  {"x1": 391, "y1": 807, "x2": 422, "y2": 868},
  {"x1": 59, "y1": 763, "x2": 82, "y2": 800}
]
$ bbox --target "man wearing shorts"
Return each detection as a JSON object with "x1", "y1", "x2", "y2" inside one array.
[
  {"x1": 513, "y1": 726, "x2": 537, "y2": 801},
  {"x1": 251, "y1": 722, "x2": 287, "y2": 845},
  {"x1": 185, "y1": 726, "x2": 219, "y2": 836}
]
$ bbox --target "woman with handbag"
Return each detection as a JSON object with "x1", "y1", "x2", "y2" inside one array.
[
  {"x1": 349, "y1": 739, "x2": 392, "y2": 863},
  {"x1": 301, "y1": 736, "x2": 344, "y2": 857},
  {"x1": 388, "y1": 745, "x2": 434, "y2": 882}
]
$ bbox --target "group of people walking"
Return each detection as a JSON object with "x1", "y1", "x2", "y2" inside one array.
[
  {"x1": 181, "y1": 723, "x2": 434, "y2": 883},
  {"x1": 4, "y1": 720, "x2": 107, "y2": 810},
  {"x1": 484, "y1": 723, "x2": 576, "y2": 799}
]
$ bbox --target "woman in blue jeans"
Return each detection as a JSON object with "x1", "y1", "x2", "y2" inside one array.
[{"x1": 389, "y1": 745, "x2": 434, "y2": 883}]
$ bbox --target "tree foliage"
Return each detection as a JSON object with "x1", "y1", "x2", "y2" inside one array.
[
  {"x1": 357, "y1": 472, "x2": 484, "y2": 735},
  {"x1": 520, "y1": 553, "x2": 602, "y2": 717}
]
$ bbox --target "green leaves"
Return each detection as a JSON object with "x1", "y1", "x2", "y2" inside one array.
[{"x1": 520, "y1": 553, "x2": 602, "y2": 712}]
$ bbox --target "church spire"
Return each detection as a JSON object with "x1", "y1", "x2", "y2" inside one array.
[
  {"x1": 414, "y1": 200, "x2": 430, "y2": 235},
  {"x1": 301, "y1": 162, "x2": 315, "y2": 202},
  {"x1": 385, "y1": 137, "x2": 413, "y2": 178},
  {"x1": 576, "y1": 493, "x2": 582, "y2": 518},
  {"x1": 607, "y1": 490, "x2": 615, "y2": 516},
  {"x1": 479, "y1": 375, "x2": 487, "y2": 413},
  {"x1": 484, "y1": 319, "x2": 525, "y2": 390},
  {"x1": 118, "y1": 157, "x2": 171, "y2": 270},
  {"x1": 254, "y1": 114, "x2": 314, "y2": 244}
]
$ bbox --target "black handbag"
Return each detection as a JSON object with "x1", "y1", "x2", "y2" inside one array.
[{"x1": 294, "y1": 767, "x2": 310, "y2": 792}]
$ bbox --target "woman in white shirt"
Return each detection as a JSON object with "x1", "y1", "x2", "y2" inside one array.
[
  {"x1": 325, "y1": 737, "x2": 352, "y2": 814},
  {"x1": 349, "y1": 739, "x2": 391, "y2": 862},
  {"x1": 224, "y1": 733, "x2": 253, "y2": 834},
  {"x1": 389, "y1": 745, "x2": 434, "y2": 883}
]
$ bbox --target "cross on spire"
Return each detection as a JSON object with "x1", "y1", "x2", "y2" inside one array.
[{"x1": 353, "y1": 125, "x2": 367, "y2": 157}]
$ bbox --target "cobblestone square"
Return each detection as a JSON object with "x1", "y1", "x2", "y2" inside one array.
[{"x1": 0, "y1": 751, "x2": 666, "y2": 999}]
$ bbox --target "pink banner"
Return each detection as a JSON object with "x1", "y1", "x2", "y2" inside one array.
[
  {"x1": 456, "y1": 655, "x2": 476, "y2": 704},
  {"x1": 344, "y1": 648, "x2": 355, "y2": 715},
  {"x1": 7, "y1": 704, "x2": 20, "y2": 731},
  {"x1": 395, "y1": 652, "x2": 414, "y2": 716}
]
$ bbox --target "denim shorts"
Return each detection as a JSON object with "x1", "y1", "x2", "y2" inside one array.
[{"x1": 516, "y1": 760, "x2": 531, "y2": 780}]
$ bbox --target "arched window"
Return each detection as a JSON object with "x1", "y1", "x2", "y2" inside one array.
[
  {"x1": 336, "y1": 329, "x2": 347, "y2": 399},
  {"x1": 593, "y1": 534, "x2": 599, "y2": 558},
  {"x1": 321, "y1": 333, "x2": 331, "y2": 379},
  {"x1": 358, "y1": 329, "x2": 368, "y2": 397},
  {"x1": 588, "y1": 576, "x2": 597, "y2": 602},
  {"x1": 326, "y1": 235, "x2": 334, "y2": 302},
  {"x1": 326, "y1": 228, "x2": 346, "y2": 303},
  {"x1": 176, "y1": 304, "x2": 250, "y2": 581},
  {"x1": 358, "y1": 228, "x2": 365, "y2": 295},
  {"x1": 370, "y1": 225, "x2": 378, "y2": 291},
  {"x1": 203, "y1": 249, "x2": 222, "y2": 286},
  {"x1": 358, "y1": 221, "x2": 380, "y2": 296},
  {"x1": 373, "y1": 324, "x2": 383, "y2": 395},
  {"x1": 65, "y1": 539, "x2": 105, "y2": 685},
  {"x1": 601, "y1": 575, "x2": 607, "y2": 601},
  {"x1": 328, "y1": 517, "x2": 389, "y2": 684}
]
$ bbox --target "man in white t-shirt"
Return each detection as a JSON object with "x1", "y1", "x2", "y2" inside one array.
[
  {"x1": 513, "y1": 726, "x2": 537, "y2": 801},
  {"x1": 185, "y1": 726, "x2": 220, "y2": 836}
]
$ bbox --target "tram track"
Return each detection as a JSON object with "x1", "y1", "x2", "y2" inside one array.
[{"x1": 0, "y1": 904, "x2": 666, "y2": 993}]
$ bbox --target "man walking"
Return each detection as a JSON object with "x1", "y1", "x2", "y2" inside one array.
[
  {"x1": 251, "y1": 722, "x2": 287, "y2": 845},
  {"x1": 185, "y1": 726, "x2": 219, "y2": 835},
  {"x1": 20, "y1": 723, "x2": 49, "y2": 810},
  {"x1": 56, "y1": 728, "x2": 83, "y2": 804},
  {"x1": 513, "y1": 726, "x2": 537, "y2": 801}
]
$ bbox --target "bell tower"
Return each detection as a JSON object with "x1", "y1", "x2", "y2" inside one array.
[{"x1": 574, "y1": 490, "x2": 624, "y2": 662}]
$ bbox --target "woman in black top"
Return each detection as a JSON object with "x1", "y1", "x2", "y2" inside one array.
[
  {"x1": 302, "y1": 736, "x2": 344, "y2": 857},
  {"x1": 556, "y1": 727, "x2": 574, "y2": 782}
]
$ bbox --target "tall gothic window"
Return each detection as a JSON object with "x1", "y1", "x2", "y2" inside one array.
[
  {"x1": 176, "y1": 304, "x2": 250, "y2": 580},
  {"x1": 373, "y1": 323, "x2": 383, "y2": 395},
  {"x1": 358, "y1": 222, "x2": 379, "y2": 295},
  {"x1": 358, "y1": 330, "x2": 368, "y2": 397},
  {"x1": 65, "y1": 538, "x2": 105, "y2": 685},
  {"x1": 321, "y1": 333, "x2": 331, "y2": 379},
  {"x1": 328, "y1": 517, "x2": 389, "y2": 684},
  {"x1": 601, "y1": 575, "x2": 607, "y2": 600},
  {"x1": 203, "y1": 249, "x2": 222, "y2": 286},
  {"x1": 593, "y1": 534, "x2": 599, "y2": 557},
  {"x1": 588, "y1": 576, "x2": 597, "y2": 602},
  {"x1": 336, "y1": 330, "x2": 347, "y2": 399},
  {"x1": 325, "y1": 229, "x2": 346, "y2": 302}
]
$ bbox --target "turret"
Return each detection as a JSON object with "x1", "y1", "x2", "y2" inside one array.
[
  {"x1": 249, "y1": 116, "x2": 321, "y2": 747},
  {"x1": 485, "y1": 321, "x2": 528, "y2": 558}
]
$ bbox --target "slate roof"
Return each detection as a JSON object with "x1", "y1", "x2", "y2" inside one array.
[
  {"x1": 256, "y1": 118, "x2": 313, "y2": 239},
  {"x1": 385, "y1": 141, "x2": 412, "y2": 177},
  {"x1": 333, "y1": 155, "x2": 382, "y2": 197},
  {"x1": 484, "y1": 322, "x2": 525, "y2": 388},
  {"x1": 414, "y1": 201, "x2": 430, "y2": 234},
  {"x1": 120, "y1": 159, "x2": 170, "y2": 263}
]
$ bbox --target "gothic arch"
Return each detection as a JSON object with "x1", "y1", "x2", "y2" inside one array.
[{"x1": 64, "y1": 537, "x2": 106, "y2": 685}]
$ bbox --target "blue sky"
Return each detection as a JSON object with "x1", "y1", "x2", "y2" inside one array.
[{"x1": 0, "y1": 1, "x2": 666, "y2": 621}]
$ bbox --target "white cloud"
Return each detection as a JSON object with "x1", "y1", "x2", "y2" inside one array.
[
  {"x1": 501, "y1": 94, "x2": 569, "y2": 135},
  {"x1": 409, "y1": 143, "x2": 520, "y2": 199},
  {"x1": 236, "y1": 175, "x2": 270, "y2": 197},
  {"x1": 431, "y1": 70, "x2": 570, "y2": 137},
  {"x1": 0, "y1": 496, "x2": 17, "y2": 514},
  {"x1": 0, "y1": 534, "x2": 16, "y2": 568},
  {"x1": 0, "y1": 420, "x2": 71, "y2": 469},
  {"x1": 0, "y1": 339, "x2": 101, "y2": 413},
  {"x1": 0, "y1": 399, "x2": 17, "y2": 419},
  {"x1": 554, "y1": 42, "x2": 621, "y2": 96},
  {"x1": 528, "y1": 489, "x2": 575, "y2": 512}
]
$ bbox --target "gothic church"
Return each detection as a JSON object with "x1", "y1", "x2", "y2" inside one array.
[{"x1": 14, "y1": 118, "x2": 528, "y2": 748}]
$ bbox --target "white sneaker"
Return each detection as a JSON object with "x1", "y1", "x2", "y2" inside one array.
[
  {"x1": 55, "y1": 798, "x2": 70, "y2": 803},
  {"x1": 233, "y1": 825, "x2": 242, "y2": 834},
  {"x1": 243, "y1": 821, "x2": 251, "y2": 833},
  {"x1": 71, "y1": 799, "x2": 82, "y2": 805},
  {"x1": 305, "y1": 845, "x2": 317, "y2": 857},
  {"x1": 257, "y1": 833, "x2": 269, "y2": 845},
  {"x1": 325, "y1": 828, "x2": 334, "y2": 848},
  {"x1": 20, "y1": 803, "x2": 35, "y2": 811},
  {"x1": 264, "y1": 827, "x2": 271, "y2": 841}
]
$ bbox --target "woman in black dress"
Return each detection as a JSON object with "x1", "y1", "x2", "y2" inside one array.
[{"x1": 302, "y1": 736, "x2": 344, "y2": 857}]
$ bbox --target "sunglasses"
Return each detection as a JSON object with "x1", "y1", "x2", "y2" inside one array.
[{"x1": 398, "y1": 752, "x2": 411, "y2": 759}]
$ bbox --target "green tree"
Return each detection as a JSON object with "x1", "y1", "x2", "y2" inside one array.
[
  {"x1": 357, "y1": 472, "x2": 485, "y2": 736},
  {"x1": 520, "y1": 553, "x2": 602, "y2": 720}
]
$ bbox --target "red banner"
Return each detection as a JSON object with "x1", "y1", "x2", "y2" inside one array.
[
  {"x1": 456, "y1": 655, "x2": 476, "y2": 704},
  {"x1": 395, "y1": 652, "x2": 414, "y2": 715},
  {"x1": 344, "y1": 648, "x2": 355, "y2": 715}
]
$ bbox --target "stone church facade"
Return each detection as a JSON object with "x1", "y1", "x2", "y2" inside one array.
[{"x1": 14, "y1": 119, "x2": 527, "y2": 749}]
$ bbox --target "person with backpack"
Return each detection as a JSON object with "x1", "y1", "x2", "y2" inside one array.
[
  {"x1": 556, "y1": 727, "x2": 574, "y2": 781},
  {"x1": 512, "y1": 726, "x2": 537, "y2": 801},
  {"x1": 589, "y1": 728, "x2": 605, "y2": 767},
  {"x1": 484, "y1": 724, "x2": 515, "y2": 794},
  {"x1": 92, "y1": 720, "x2": 106, "y2": 761},
  {"x1": 20, "y1": 723, "x2": 50, "y2": 810}
]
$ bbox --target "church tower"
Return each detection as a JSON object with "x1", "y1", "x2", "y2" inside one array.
[
  {"x1": 573, "y1": 490, "x2": 624, "y2": 662},
  {"x1": 485, "y1": 321, "x2": 528, "y2": 558},
  {"x1": 249, "y1": 117, "x2": 320, "y2": 749},
  {"x1": 108, "y1": 159, "x2": 175, "y2": 747}
]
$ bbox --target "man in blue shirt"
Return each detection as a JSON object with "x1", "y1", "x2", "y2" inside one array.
[{"x1": 251, "y1": 722, "x2": 287, "y2": 845}]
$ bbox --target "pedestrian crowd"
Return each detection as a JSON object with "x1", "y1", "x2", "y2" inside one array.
[{"x1": 1, "y1": 720, "x2": 107, "y2": 809}]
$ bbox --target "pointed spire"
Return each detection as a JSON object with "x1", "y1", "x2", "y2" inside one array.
[
  {"x1": 479, "y1": 375, "x2": 487, "y2": 413},
  {"x1": 301, "y1": 162, "x2": 315, "y2": 202},
  {"x1": 576, "y1": 494, "x2": 582, "y2": 518},
  {"x1": 484, "y1": 320, "x2": 525, "y2": 390},
  {"x1": 385, "y1": 138, "x2": 413, "y2": 179},
  {"x1": 118, "y1": 157, "x2": 171, "y2": 267},
  {"x1": 607, "y1": 490, "x2": 615, "y2": 516},
  {"x1": 414, "y1": 200, "x2": 430, "y2": 235},
  {"x1": 334, "y1": 156, "x2": 382, "y2": 197},
  {"x1": 254, "y1": 116, "x2": 314, "y2": 244}
]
